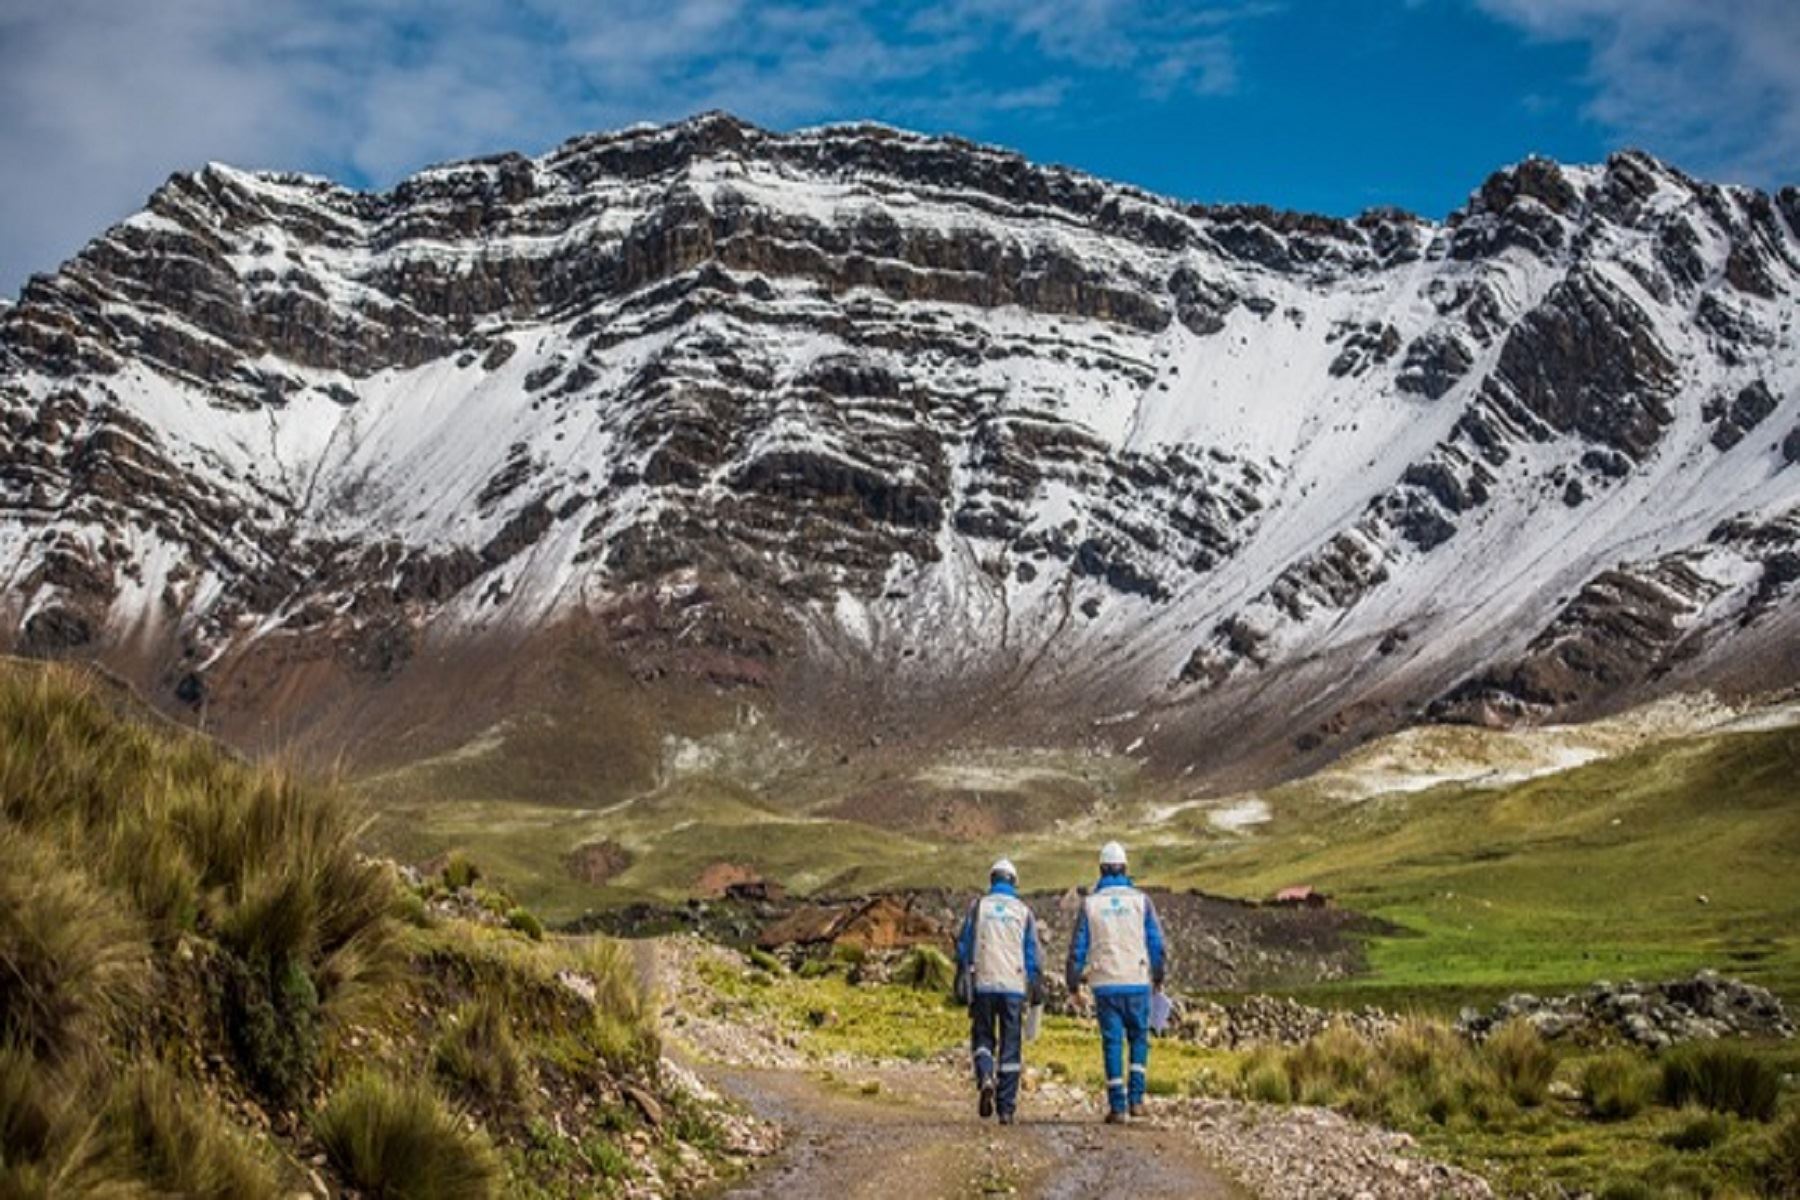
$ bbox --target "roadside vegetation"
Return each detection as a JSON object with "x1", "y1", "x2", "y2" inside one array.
[{"x1": 0, "y1": 662, "x2": 728, "y2": 1198}]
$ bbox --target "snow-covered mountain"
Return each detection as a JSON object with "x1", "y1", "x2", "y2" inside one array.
[{"x1": 3, "y1": 112, "x2": 1797, "y2": 780}]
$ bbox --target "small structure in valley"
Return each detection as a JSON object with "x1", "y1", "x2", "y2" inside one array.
[{"x1": 1271, "y1": 885, "x2": 1330, "y2": 908}]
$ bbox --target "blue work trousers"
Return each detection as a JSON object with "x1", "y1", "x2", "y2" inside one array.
[
  {"x1": 1095, "y1": 990, "x2": 1151, "y2": 1113},
  {"x1": 970, "y1": 993, "x2": 1025, "y2": 1115}
]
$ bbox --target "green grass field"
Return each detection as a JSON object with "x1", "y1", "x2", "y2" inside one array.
[{"x1": 360, "y1": 703, "x2": 1800, "y2": 1008}]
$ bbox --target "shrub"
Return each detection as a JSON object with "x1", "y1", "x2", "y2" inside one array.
[
  {"x1": 892, "y1": 946, "x2": 955, "y2": 993},
  {"x1": 442, "y1": 853, "x2": 481, "y2": 891},
  {"x1": 0, "y1": 826, "x2": 148, "y2": 1063},
  {"x1": 746, "y1": 948, "x2": 783, "y2": 974},
  {"x1": 1482, "y1": 1018, "x2": 1556, "y2": 1108},
  {"x1": 568, "y1": 939, "x2": 655, "y2": 1071},
  {"x1": 1382, "y1": 1017, "x2": 1464, "y2": 1080},
  {"x1": 505, "y1": 908, "x2": 544, "y2": 942},
  {"x1": 104, "y1": 1061, "x2": 282, "y2": 1199},
  {"x1": 314, "y1": 1072, "x2": 500, "y2": 1200},
  {"x1": 394, "y1": 890, "x2": 432, "y2": 929},
  {"x1": 1660, "y1": 1043, "x2": 1782, "y2": 1122},
  {"x1": 1244, "y1": 1062, "x2": 1292, "y2": 1104},
  {"x1": 1286, "y1": 1024, "x2": 1375, "y2": 1097},
  {"x1": 796, "y1": 959, "x2": 835, "y2": 979},
  {"x1": 435, "y1": 997, "x2": 526, "y2": 1105},
  {"x1": 1662, "y1": 1109, "x2": 1732, "y2": 1152},
  {"x1": 1581, "y1": 1052, "x2": 1657, "y2": 1121}
]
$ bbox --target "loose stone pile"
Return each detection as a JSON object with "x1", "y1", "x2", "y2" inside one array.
[
  {"x1": 1457, "y1": 971, "x2": 1795, "y2": 1048},
  {"x1": 1167, "y1": 994, "x2": 1400, "y2": 1048},
  {"x1": 1174, "y1": 1099, "x2": 1496, "y2": 1200}
]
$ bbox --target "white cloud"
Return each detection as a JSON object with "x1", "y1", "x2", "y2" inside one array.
[{"x1": 1476, "y1": 0, "x2": 1800, "y2": 186}]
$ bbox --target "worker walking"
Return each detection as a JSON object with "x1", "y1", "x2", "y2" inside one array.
[
  {"x1": 954, "y1": 858, "x2": 1045, "y2": 1125},
  {"x1": 1065, "y1": 841, "x2": 1167, "y2": 1124}
]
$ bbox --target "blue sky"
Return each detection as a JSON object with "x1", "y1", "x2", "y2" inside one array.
[{"x1": 2, "y1": 0, "x2": 1797, "y2": 295}]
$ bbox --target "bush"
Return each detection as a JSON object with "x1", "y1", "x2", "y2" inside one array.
[
  {"x1": 1660, "y1": 1043, "x2": 1782, "y2": 1122},
  {"x1": 1286, "y1": 1024, "x2": 1375, "y2": 1098},
  {"x1": 1581, "y1": 1052, "x2": 1657, "y2": 1121},
  {"x1": 892, "y1": 946, "x2": 955, "y2": 993},
  {"x1": 1482, "y1": 1019, "x2": 1556, "y2": 1108},
  {"x1": 568, "y1": 939, "x2": 655, "y2": 1071},
  {"x1": 505, "y1": 908, "x2": 544, "y2": 942},
  {"x1": 796, "y1": 959, "x2": 835, "y2": 979},
  {"x1": 442, "y1": 853, "x2": 481, "y2": 891},
  {"x1": 394, "y1": 890, "x2": 433, "y2": 929},
  {"x1": 1244, "y1": 1062, "x2": 1292, "y2": 1104},
  {"x1": 315, "y1": 1072, "x2": 500, "y2": 1200},
  {"x1": 1662, "y1": 1109, "x2": 1732, "y2": 1152},
  {"x1": 435, "y1": 997, "x2": 526, "y2": 1105},
  {"x1": 746, "y1": 948, "x2": 783, "y2": 974},
  {"x1": 104, "y1": 1061, "x2": 282, "y2": 1199}
]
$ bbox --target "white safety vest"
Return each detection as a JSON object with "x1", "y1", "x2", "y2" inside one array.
[
  {"x1": 971, "y1": 892, "x2": 1033, "y2": 995},
  {"x1": 1082, "y1": 886, "x2": 1151, "y2": 989}
]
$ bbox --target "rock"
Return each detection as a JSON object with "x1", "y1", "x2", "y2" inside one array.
[
  {"x1": 623, "y1": 1082, "x2": 664, "y2": 1127},
  {"x1": 1459, "y1": 972, "x2": 1794, "y2": 1046}
]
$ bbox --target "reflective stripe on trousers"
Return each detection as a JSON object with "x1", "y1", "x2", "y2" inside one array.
[{"x1": 1095, "y1": 991, "x2": 1152, "y2": 1112}]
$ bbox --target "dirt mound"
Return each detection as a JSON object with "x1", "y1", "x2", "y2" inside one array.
[
  {"x1": 695, "y1": 861, "x2": 767, "y2": 896},
  {"x1": 565, "y1": 837, "x2": 632, "y2": 884},
  {"x1": 755, "y1": 895, "x2": 944, "y2": 953}
]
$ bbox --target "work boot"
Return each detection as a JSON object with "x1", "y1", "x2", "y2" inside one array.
[
  {"x1": 1129, "y1": 1102, "x2": 1148, "y2": 1119},
  {"x1": 978, "y1": 1080, "x2": 995, "y2": 1119},
  {"x1": 1104, "y1": 1110, "x2": 1128, "y2": 1125}
]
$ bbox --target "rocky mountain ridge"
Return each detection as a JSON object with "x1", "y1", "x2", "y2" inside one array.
[{"x1": 3, "y1": 112, "x2": 1798, "y2": 780}]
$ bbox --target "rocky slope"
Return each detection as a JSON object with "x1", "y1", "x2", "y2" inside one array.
[{"x1": 2, "y1": 112, "x2": 1798, "y2": 781}]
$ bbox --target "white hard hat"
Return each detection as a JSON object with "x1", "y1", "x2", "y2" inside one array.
[
  {"x1": 990, "y1": 858, "x2": 1017, "y2": 880},
  {"x1": 1098, "y1": 841, "x2": 1128, "y2": 868}
]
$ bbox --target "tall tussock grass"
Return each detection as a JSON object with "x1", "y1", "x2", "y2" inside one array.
[
  {"x1": 1236, "y1": 1015, "x2": 1559, "y2": 1126},
  {"x1": 0, "y1": 825, "x2": 147, "y2": 1064},
  {"x1": 0, "y1": 662, "x2": 403, "y2": 1195},
  {"x1": 0, "y1": 663, "x2": 395, "y2": 1103},
  {"x1": 314, "y1": 1071, "x2": 501, "y2": 1200},
  {"x1": 0, "y1": 663, "x2": 667, "y2": 1198},
  {"x1": 1659, "y1": 1042, "x2": 1783, "y2": 1122}
]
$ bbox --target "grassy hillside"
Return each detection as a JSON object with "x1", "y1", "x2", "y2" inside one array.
[
  {"x1": 0, "y1": 662, "x2": 735, "y2": 1198},
  {"x1": 359, "y1": 695, "x2": 1800, "y2": 1009},
  {"x1": 1159, "y1": 722, "x2": 1800, "y2": 1006}
]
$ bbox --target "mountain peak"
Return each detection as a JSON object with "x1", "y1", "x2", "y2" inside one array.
[{"x1": 1, "y1": 121, "x2": 1796, "y2": 782}]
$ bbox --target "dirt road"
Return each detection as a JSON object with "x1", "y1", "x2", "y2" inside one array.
[
  {"x1": 705, "y1": 1059, "x2": 1247, "y2": 1200},
  {"x1": 638, "y1": 937, "x2": 1244, "y2": 1199},
  {"x1": 647, "y1": 937, "x2": 1490, "y2": 1200}
]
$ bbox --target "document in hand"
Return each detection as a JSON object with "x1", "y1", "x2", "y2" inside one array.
[{"x1": 1150, "y1": 990, "x2": 1173, "y2": 1033}]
